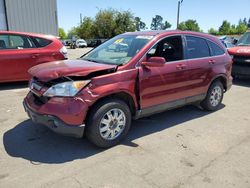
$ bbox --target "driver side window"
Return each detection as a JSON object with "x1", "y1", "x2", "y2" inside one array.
[{"x1": 148, "y1": 35, "x2": 184, "y2": 62}]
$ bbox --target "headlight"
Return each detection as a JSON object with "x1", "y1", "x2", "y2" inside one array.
[{"x1": 43, "y1": 80, "x2": 90, "y2": 97}]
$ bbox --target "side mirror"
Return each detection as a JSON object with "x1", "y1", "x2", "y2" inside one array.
[{"x1": 141, "y1": 57, "x2": 166, "y2": 67}]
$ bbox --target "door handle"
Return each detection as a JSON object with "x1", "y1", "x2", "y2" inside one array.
[
  {"x1": 209, "y1": 60, "x2": 216, "y2": 64},
  {"x1": 176, "y1": 64, "x2": 187, "y2": 70}
]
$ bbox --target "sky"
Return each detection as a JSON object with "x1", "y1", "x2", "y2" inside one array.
[{"x1": 57, "y1": 0, "x2": 250, "y2": 33}]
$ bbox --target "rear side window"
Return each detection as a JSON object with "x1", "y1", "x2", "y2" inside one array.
[
  {"x1": 0, "y1": 34, "x2": 35, "y2": 49},
  {"x1": 32, "y1": 37, "x2": 52, "y2": 47},
  {"x1": 186, "y1": 36, "x2": 210, "y2": 59},
  {"x1": 207, "y1": 40, "x2": 225, "y2": 56}
]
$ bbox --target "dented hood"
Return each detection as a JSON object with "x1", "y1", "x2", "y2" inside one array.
[
  {"x1": 228, "y1": 46, "x2": 250, "y2": 56},
  {"x1": 29, "y1": 60, "x2": 117, "y2": 82}
]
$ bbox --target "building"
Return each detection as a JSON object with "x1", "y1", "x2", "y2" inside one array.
[{"x1": 0, "y1": 0, "x2": 58, "y2": 36}]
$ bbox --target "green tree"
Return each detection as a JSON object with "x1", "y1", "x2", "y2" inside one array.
[
  {"x1": 178, "y1": 19, "x2": 201, "y2": 32},
  {"x1": 219, "y1": 20, "x2": 231, "y2": 35},
  {"x1": 67, "y1": 27, "x2": 78, "y2": 39},
  {"x1": 114, "y1": 11, "x2": 136, "y2": 35},
  {"x1": 163, "y1": 21, "x2": 172, "y2": 29},
  {"x1": 243, "y1": 18, "x2": 248, "y2": 25},
  {"x1": 77, "y1": 17, "x2": 95, "y2": 39},
  {"x1": 135, "y1": 17, "x2": 146, "y2": 31},
  {"x1": 229, "y1": 24, "x2": 237, "y2": 35},
  {"x1": 94, "y1": 9, "x2": 116, "y2": 38},
  {"x1": 151, "y1": 15, "x2": 164, "y2": 30},
  {"x1": 236, "y1": 22, "x2": 248, "y2": 34},
  {"x1": 58, "y1": 28, "x2": 67, "y2": 39},
  {"x1": 208, "y1": 28, "x2": 219, "y2": 35}
]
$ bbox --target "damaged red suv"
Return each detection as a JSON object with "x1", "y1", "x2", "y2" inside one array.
[{"x1": 23, "y1": 30, "x2": 232, "y2": 148}]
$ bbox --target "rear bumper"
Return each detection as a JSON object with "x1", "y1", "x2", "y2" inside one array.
[{"x1": 23, "y1": 100, "x2": 85, "y2": 138}]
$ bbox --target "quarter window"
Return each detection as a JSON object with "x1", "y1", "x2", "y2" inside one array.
[
  {"x1": 207, "y1": 40, "x2": 225, "y2": 56},
  {"x1": 32, "y1": 37, "x2": 52, "y2": 47},
  {"x1": 0, "y1": 34, "x2": 35, "y2": 49},
  {"x1": 186, "y1": 36, "x2": 210, "y2": 59}
]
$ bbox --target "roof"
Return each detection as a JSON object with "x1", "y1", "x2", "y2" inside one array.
[
  {"x1": 0, "y1": 30, "x2": 57, "y2": 39},
  {"x1": 123, "y1": 30, "x2": 213, "y2": 38}
]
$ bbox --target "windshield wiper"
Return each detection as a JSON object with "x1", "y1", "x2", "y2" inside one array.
[{"x1": 82, "y1": 58, "x2": 100, "y2": 63}]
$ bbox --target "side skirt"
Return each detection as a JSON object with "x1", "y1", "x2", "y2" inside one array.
[{"x1": 134, "y1": 93, "x2": 206, "y2": 119}]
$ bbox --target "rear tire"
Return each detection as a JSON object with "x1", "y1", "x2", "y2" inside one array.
[
  {"x1": 86, "y1": 99, "x2": 131, "y2": 148},
  {"x1": 201, "y1": 81, "x2": 224, "y2": 111}
]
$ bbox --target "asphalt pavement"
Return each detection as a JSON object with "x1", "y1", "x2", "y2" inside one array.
[{"x1": 0, "y1": 48, "x2": 249, "y2": 188}]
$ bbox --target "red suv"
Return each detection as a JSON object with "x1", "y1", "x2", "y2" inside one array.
[
  {"x1": 23, "y1": 30, "x2": 232, "y2": 148},
  {"x1": 0, "y1": 31, "x2": 67, "y2": 83},
  {"x1": 228, "y1": 31, "x2": 250, "y2": 77}
]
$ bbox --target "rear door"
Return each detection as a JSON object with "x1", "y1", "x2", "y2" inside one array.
[
  {"x1": 0, "y1": 34, "x2": 38, "y2": 82},
  {"x1": 184, "y1": 35, "x2": 213, "y2": 96}
]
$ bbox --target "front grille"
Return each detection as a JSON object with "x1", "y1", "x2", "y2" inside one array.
[{"x1": 33, "y1": 93, "x2": 50, "y2": 106}]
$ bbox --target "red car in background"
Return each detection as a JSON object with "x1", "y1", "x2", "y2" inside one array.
[
  {"x1": 0, "y1": 31, "x2": 67, "y2": 83},
  {"x1": 228, "y1": 30, "x2": 250, "y2": 77}
]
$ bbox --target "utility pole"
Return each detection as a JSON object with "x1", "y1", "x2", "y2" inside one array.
[
  {"x1": 80, "y1": 13, "x2": 82, "y2": 24},
  {"x1": 176, "y1": 0, "x2": 183, "y2": 29}
]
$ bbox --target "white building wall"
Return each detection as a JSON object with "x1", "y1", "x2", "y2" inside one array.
[
  {"x1": 0, "y1": 0, "x2": 7, "y2": 30},
  {"x1": 4, "y1": 0, "x2": 58, "y2": 35}
]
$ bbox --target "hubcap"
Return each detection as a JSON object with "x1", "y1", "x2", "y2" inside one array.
[
  {"x1": 99, "y1": 108, "x2": 126, "y2": 140},
  {"x1": 210, "y1": 86, "x2": 222, "y2": 107}
]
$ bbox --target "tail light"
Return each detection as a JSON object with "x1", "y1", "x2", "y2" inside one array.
[{"x1": 60, "y1": 46, "x2": 68, "y2": 59}]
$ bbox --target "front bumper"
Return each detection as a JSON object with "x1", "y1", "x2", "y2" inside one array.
[
  {"x1": 232, "y1": 64, "x2": 250, "y2": 77},
  {"x1": 23, "y1": 100, "x2": 85, "y2": 138}
]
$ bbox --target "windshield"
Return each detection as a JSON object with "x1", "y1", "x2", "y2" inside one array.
[
  {"x1": 237, "y1": 32, "x2": 250, "y2": 46},
  {"x1": 81, "y1": 35, "x2": 154, "y2": 65}
]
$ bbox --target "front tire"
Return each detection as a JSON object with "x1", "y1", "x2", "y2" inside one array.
[
  {"x1": 86, "y1": 99, "x2": 131, "y2": 148},
  {"x1": 201, "y1": 81, "x2": 224, "y2": 111}
]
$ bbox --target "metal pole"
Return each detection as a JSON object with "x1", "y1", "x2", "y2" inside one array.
[{"x1": 177, "y1": 1, "x2": 180, "y2": 29}]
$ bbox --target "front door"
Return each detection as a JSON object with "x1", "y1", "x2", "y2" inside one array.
[{"x1": 139, "y1": 35, "x2": 190, "y2": 110}]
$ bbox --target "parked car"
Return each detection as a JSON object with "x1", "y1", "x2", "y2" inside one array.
[
  {"x1": 87, "y1": 39, "x2": 102, "y2": 48},
  {"x1": 223, "y1": 41, "x2": 235, "y2": 49},
  {"x1": 0, "y1": 31, "x2": 67, "y2": 83},
  {"x1": 64, "y1": 39, "x2": 72, "y2": 46},
  {"x1": 76, "y1": 39, "x2": 87, "y2": 48},
  {"x1": 228, "y1": 31, "x2": 250, "y2": 77},
  {"x1": 219, "y1": 36, "x2": 235, "y2": 49},
  {"x1": 23, "y1": 30, "x2": 232, "y2": 148}
]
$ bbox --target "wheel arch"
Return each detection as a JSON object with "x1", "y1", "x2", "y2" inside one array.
[
  {"x1": 209, "y1": 74, "x2": 228, "y2": 92},
  {"x1": 85, "y1": 91, "x2": 137, "y2": 123}
]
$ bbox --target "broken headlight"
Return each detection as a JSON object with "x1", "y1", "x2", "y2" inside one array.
[{"x1": 43, "y1": 80, "x2": 90, "y2": 97}]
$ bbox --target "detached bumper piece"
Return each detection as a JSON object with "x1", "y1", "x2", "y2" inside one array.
[{"x1": 23, "y1": 101, "x2": 85, "y2": 138}]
